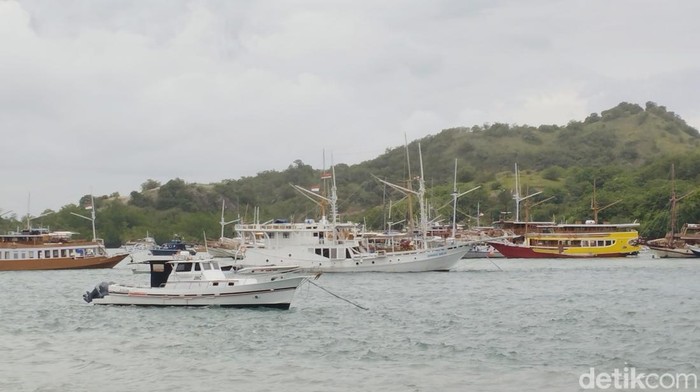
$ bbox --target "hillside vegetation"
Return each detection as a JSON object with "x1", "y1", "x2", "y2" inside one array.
[{"x1": 3, "y1": 101, "x2": 700, "y2": 247}]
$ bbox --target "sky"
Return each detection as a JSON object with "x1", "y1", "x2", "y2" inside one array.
[{"x1": 1, "y1": 0, "x2": 699, "y2": 218}]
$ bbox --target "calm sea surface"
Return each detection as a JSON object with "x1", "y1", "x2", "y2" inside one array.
[{"x1": 1, "y1": 252, "x2": 698, "y2": 392}]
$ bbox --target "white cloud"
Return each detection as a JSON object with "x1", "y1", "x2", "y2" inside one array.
[{"x1": 1, "y1": 0, "x2": 699, "y2": 216}]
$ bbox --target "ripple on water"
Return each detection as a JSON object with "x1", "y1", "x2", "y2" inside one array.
[{"x1": 0, "y1": 259, "x2": 699, "y2": 391}]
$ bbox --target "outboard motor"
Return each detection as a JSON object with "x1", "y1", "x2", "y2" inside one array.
[{"x1": 83, "y1": 281, "x2": 111, "y2": 303}]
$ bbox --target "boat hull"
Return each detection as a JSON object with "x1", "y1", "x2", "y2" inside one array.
[
  {"x1": 461, "y1": 244, "x2": 503, "y2": 259},
  {"x1": 0, "y1": 253, "x2": 129, "y2": 271},
  {"x1": 236, "y1": 244, "x2": 469, "y2": 273},
  {"x1": 91, "y1": 276, "x2": 307, "y2": 308},
  {"x1": 488, "y1": 241, "x2": 635, "y2": 259},
  {"x1": 648, "y1": 246, "x2": 697, "y2": 258}
]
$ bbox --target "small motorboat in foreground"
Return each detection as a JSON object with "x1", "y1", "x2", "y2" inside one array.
[{"x1": 83, "y1": 258, "x2": 313, "y2": 309}]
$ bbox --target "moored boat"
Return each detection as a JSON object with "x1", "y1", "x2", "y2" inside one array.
[
  {"x1": 644, "y1": 164, "x2": 699, "y2": 258},
  {"x1": 120, "y1": 234, "x2": 158, "y2": 253},
  {"x1": 487, "y1": 221, "x2": 641, "y2": 258},
  {"x1": 646, "y1": 223, "x2": 700, "y2": 258},
  {"x1": 0, "y1": 228, "x2": 128, "y2": 271},
  {"x1": 150, "y1": 236, "x2": 196, "y2": 256},
  {"x1": 232, "y1": 146, "x2": 474, "y2": 272},
  {"x1": 83, "y1": 258, "x2": 312, "y2": 308}
]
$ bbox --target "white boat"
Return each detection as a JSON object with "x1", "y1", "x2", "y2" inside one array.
[
  {"x1": 232, "y1": 145, "x2": 474, "y2": 273},
  {"x1": 83, "y1": 258, "x2": 312, "y2": 309},
  {"x1": 120, "y1": 234, "x2": 158, "y2": 253}
]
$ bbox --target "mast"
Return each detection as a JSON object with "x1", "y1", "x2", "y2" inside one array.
[
  {"x1": 669, "y1": 163, "x2": 678, "y2": 239},
  {"x1": 451, "y1": 159, "x2": 458, "y2": 238},
  {"x1": 219, "y1": 199, "x2": 239, "y2": 240},
  {"x1": 590, "y1": 179, "x2": 621, "y2": 223},
  {"x1": 451, "y1": 159, "x2": 480, "y2": 238},
  {"x1": 417, "y1": 144, "x2": 427, "y2": 249},
  {"x1": 404, "y1": 134, "x2": 414, "y2": 234},
  {"x1": 513, "y1": 163, "x2": 541, "y2": 222},
  {"x1": 372, "y1": 143, "x2": 431, "y2": 249},
  {"x1": 70, "y1": 195, "x2": 97, "y2": 241}
]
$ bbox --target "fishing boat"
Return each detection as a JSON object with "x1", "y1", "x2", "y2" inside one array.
[
  {"x1": 232, "y1": 145, "x2": 474, "y2": 272},
  {"x1": 487, "y1": 221, "x2": 641, "y2": 258},
  {"x1": 83, "y1": 258, "x2": 312, "y2": 309}
]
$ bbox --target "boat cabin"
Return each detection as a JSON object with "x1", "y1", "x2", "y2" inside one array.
[{"x1": 148, "y1": 259, "x2": 226, "y2": 287}]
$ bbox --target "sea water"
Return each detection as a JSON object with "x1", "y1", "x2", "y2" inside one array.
[{"x1": 0, "y1": 253, "x2": 698, "y2": 392}]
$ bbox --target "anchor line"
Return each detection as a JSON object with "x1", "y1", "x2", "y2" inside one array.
[{"x1": 306, "y1": 279, "x2": 369, "y2": 311}]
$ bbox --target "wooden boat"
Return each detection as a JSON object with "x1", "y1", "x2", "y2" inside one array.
[
  {"x1": 83, "y1": 258, "x2": 311, "y2": 309},
  {"x1": 646, "y1": 223, "x2": 700, "y2": 258},
  {"x1": 488, "y1": 221, "x2": 641, "y2": 258},
  {"x1": 645, "y1": 164, "x2": 699, "y2": 258},
  {"x1": 0, "y1": 228, "x2": 128, "y2": 271}
]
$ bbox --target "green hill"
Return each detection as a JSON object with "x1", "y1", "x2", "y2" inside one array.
[{"x1": 3, "y1": 101, "x2": 700, "y2": 246}]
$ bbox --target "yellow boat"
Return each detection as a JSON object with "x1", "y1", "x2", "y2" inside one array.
[{"x1": 488, "y1": 222, "x2": 641, "y2": 258}]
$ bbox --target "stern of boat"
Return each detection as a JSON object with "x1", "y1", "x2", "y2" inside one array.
[{"x1": 83, "y1": 281, "x2": 110, "y2": 303}]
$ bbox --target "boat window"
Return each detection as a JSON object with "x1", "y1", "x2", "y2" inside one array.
[
  {"x1": 28, "y1": 251, "x2": 34, "y2": 259},
  {"x1": 202, "y1": 262, "x2": 211, "y2": 270},
  {"x1": 315, "y1": 248, "x2": 322, "y2": 256},
  {"x1": 176, "y1": 262, "x2": 193, "y2": 272},
  {"x1": 212, "y1": 262, "x2": 219, "y2": 270},
  {"x1": 283, "y1": 232, "x2": 290, "y2": 239},
  {"x1": 194, "y1": 263, "x2": 201, "y2": 271},
  {"x1": 330, "y1": 248, "x2": 337, "y2": 259},
  {"x1": 45, "y1": 250, "x2": 51, "y2": 258},
  {"x1": 61, "y1": 249, "x2": 67, "y2": 257},
  {"x1": 323, "y1": 248, "x2": 330, "y2": 258},
  {"x1": 53, "y1": 250, "x2": 59, "y2": 258}
]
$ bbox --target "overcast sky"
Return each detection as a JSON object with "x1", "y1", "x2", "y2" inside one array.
[{"x1": 1, "y1": 0, "x2": 699, "y2": 218}]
